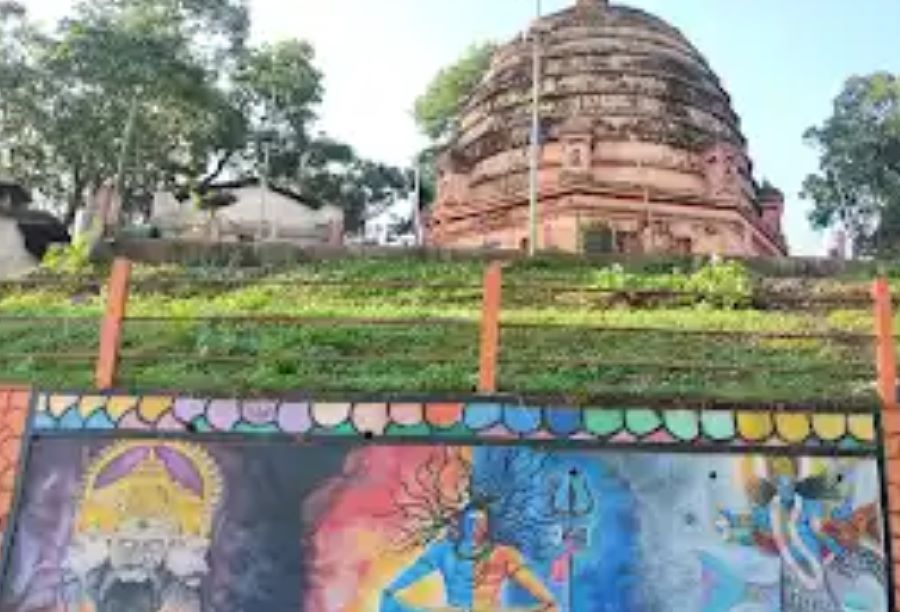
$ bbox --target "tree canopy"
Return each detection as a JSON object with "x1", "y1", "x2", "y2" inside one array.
[
  {"x1": 0, "y1": 0, "x2": 408, "y2": 231},
  {"x1": 803, "y1": 72, "x2": 900, "y2": 256},
  {"x1": 409, "y1": 43, "x2": 495, "y2": 221},
  {"x1": 413, "y1": 42, "x2": 496, "y2": 143}
]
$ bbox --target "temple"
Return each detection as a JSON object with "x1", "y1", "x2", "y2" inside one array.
[{"x1": 427, "y1": 0, "x2": 788, "y2": 256}]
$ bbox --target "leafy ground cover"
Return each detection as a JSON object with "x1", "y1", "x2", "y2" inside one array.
[{"x1": 0, "y1": 256, "x2": 884, "y2": 403}]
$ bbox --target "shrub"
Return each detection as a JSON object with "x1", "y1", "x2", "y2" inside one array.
[{"x1": 41, "y1": 237, "x2": 94, "y2": 275}]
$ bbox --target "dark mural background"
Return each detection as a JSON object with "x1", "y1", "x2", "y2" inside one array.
[{"x1": 0, "y1": 437, "x2": 889, "y2": 611}]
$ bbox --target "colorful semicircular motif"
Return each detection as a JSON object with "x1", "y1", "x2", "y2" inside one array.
[{"x1": 31, "y1": 393, "x2": 878, "y2": 451}]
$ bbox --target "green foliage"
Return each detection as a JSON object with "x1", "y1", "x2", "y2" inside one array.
[
  {"x1": 508, "y1": 259, "x2": 753, "y2": 308},
  {"x1": 40, "y1": 237, "x2": 94, "y2": 275},
  {"x1": 683, "y1": 260, "x2": 754, "y2": 307},
  {"x1": 0, "y1": 1, "x2": 408, "y2": 231},
  {"x1": 803, "y1": 72, "x2": 900, "y2": 256},
  {"x1": 235, "y1": 40, "x2": 322, "y2": 135},
  {"x1": 0, "y1": 0, "x2": 251, "y2": 221},
  {"x1": 236, "y1": 42, "x2": 410, "y2": 231},
  {"x1": 414, "y1": 147, "x2": 438, "y2": 209},
  {"x1": 414, "y1": 42, "x2": 497, "y2": 142},
  {"x1": 403, "y1": 41, "x2": 502, "y2": 230}
]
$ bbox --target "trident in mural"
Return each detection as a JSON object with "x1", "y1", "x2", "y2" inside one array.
[{"x1": 548, "y1": 467, "x2": 594, "y2": 612}]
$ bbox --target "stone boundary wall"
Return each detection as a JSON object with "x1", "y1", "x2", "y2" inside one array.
[{"x1": 105, "y1": 238, "x2": 867, "y2": 277}]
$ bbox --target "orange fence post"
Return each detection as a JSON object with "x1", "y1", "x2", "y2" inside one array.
[
  {"x1": 478, "y1": 262, "x2": 503, "y2": 394},
  {"x1": 874, "y1": 278, "x2": 898, "y2": 411},
  {"x1": 95, "y1": 258, "x2": 132, "y2": 390}
]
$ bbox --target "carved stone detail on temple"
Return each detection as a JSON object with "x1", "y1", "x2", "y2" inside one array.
[
  {"x1": 427, "y1": 0, "x2": 787, "y2": 257},
  {"x1": 703, "y1": 142, "x2": 745, "y2": 201}
]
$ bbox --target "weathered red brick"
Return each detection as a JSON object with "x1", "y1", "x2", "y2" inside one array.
[
  {"x1": 0, "y1": 386, "x2": 25, "y2": 543},
  {"x1": 888, "y1": 485, "x2": 900, "y2": 513},
  {"x1": 888, "y1": 464, "x2": 900, "y2": 485},
  {"x1": 891, "y1": 539, "x2": 900, "y2": 565},
  {"x1": 1, "y1": 437, "x2": 21, "y2": 465},
  {"x1": 9, "y1": 389, "x2": 29, "y2": 411},
  {"x1": 0, "y1": 467, "x2": 14, "y2": 491},
  {"x1": 887, "y1": 456, "x2": 900, "y2": 474},
  {"x1": 884, "y1": 459, "x2": 900, "y2": 485},
  {"x1": 887, "y1": 436, "x2": 900, "y2": 459},
  {"x1": 884, "y1": 411, "x2": 900, "y2": 435}
]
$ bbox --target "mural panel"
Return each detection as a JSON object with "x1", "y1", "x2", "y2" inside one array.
[{"x1": 0, "y1": 437, "x2": 888, "y2": 611}]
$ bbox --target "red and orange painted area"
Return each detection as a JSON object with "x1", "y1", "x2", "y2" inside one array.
[{"x1": 0, "y1": 387, "x2": 29, "y2": 537}]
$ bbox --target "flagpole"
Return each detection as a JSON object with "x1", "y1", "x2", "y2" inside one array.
[{"x1": 528, "y1": 0, "x2": 542, "y2": 257}]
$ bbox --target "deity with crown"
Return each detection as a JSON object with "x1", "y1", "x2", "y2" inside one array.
[{"x1": 59, "y1": 441, "x2": 222, "y2": 612}]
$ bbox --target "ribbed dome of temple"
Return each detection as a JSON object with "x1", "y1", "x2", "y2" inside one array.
[
  {"x1": 429, "y1": 0, "x2": 788, "y2": 257},
  {"x1": 456, "y1": 0, "x2": 742, "y2": 164}
]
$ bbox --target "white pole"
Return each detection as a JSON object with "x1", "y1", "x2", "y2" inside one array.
[
  {"x1": 112, "y1": 91, "x2": 140, "y2": 234},
  {"x1": 260, "y1": 90, "x2": 275, "y2": 242},
  {"x1": 260, "y1": 140, "x2": 270, "y2": 241},
  {"x1": 528, "y1": 0, "x2": 542, "y2": 256},
  {"x1": 412, "y1": 161, "x2": 422, "y2": 246}
]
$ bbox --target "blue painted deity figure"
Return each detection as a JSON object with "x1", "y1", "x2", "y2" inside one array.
[
  {"x1": 381, "y1": 502, "x2": 557, "y2": 612},
  {"x1": 714, "y1": 458, "x2": 885, "y2": 611}
]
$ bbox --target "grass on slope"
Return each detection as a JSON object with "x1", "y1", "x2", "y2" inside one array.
[{"x1": 0, "y1": 257, "x2": 881, "y2": 403}]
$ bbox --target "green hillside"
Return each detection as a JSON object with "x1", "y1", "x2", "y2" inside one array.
[{"x1": 0, "y1": 256, "x2": 885, "y2": 405}]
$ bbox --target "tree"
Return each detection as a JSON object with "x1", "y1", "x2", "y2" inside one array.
[
  {"x1": 413, "y1": 42, "x2": 496, "y2": 143},
  {"x1": 235, "y1": 40, "x2": 323, "y2": 142},
  {"x1": 0, "y1": 0, "x2": 408, "y2": 233},
  {"x1": 402, "y1": 42, "x2": 496, "y2": 234},
  {"x1": 232, "y1": 43, "x2": 410, "y2": 231},
  {"x1": 411, "y1": 146, "x2": 438, "y2": 212},
  {"x1": 802, "y1": 73, "x2": 900, "y2": 256},
  {"x1": 0, "y1": 2, "x2": 45, "y2": 183},
  {"x1": 0, "y1": 0, "x2": 251, "y2": 223}
]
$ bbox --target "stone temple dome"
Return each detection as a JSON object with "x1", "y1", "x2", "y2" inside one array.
[{"x1": 427, "y1": 0, "x2": 787, "y2": 257}]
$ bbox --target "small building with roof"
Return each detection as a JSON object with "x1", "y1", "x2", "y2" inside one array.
[
  {"x1": 0, "y1": 178, "x2": 70, "y2": 277},
  {"x1": 150, "y1": 178, "x2": 344, "y2": 246}
]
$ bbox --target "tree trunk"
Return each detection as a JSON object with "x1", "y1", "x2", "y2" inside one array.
[
  {"x1": 63, "y1": 167, "x2": 85, "y2": 227},
  {"x1": 199, "y1": 149, "x2": 237, "y2": 189}
]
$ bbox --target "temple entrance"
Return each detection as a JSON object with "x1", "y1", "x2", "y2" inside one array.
[{"x1": 581, "y1": 224, "x2": 614, "y2": 255}]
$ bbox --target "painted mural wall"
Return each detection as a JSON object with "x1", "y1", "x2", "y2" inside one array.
[{"x1": 0, "y1": 393, "x2": 890, "y2": 612}]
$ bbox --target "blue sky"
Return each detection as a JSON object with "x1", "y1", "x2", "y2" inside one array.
[{"x1": 27, "y1": 0, "x2": 900, "y2": 255}]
